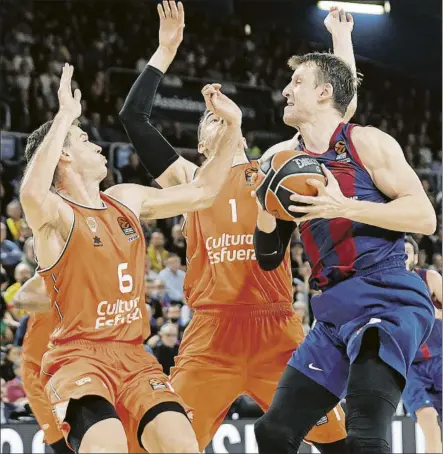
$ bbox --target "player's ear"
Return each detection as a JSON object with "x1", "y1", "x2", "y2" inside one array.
[
  {"x1": 242, "y1": 137, "x2": 247, "y2": 149},
  {"x1": 319, "y1": 83, "x2": 334, "y2": 102},
  {"x1": 197, "y1": 140, "x2": 206, "y2": 155}
]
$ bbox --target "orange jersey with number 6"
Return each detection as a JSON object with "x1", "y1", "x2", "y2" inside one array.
[
  {"x1": 183, "y1": 161, "x2": 292, "y2": 309},
  {"x1": 38, "y1": 193, "x2": 149, "y2": 345}
]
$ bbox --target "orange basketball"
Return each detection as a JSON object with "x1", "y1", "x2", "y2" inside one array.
[{"x1": 255, "y1": 150, "x2": 326, "y2": 221}]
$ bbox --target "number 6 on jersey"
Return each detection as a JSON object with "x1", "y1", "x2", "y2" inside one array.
[{"x1": 118, "y1": 262, "x2": 133, "y2": 293}]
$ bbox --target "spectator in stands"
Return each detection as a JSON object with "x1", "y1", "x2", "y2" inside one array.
[
  {"x1": 120, "y1": 151, "x2": 152, "y2": 186},
  {"x1": 19, "y1": 237, "x2": 37, "y2": 271},
  {"x1": 3, "y1": 200, "x2": 23, "y2": 243},
  {"x1": 6, "y1": 361, "x2": 26, "y2": 403},
  {"x1": 0, "y1": 296, "x2": 15, "y2": 346},
  {"x1": 150, "y1": 323, "x2": 179, "y2": 375},
  {"x1": 17, "y1": 220, "x2": 32, "y2": 248},
  {"x1": 147, "y1": 231, "x2": 169, "y2": 273},
  {"x1": 0, "y1": 223, "x2": 22, "y2": 273},
  {"x1": 293, "y1": 300, "x2": 310, "y2": 335},
  {"x1": 3, "y1": 264, "x2": 33, "y2": 316},
  {"x1": 0, "y1": 345, "x2": 21, "y2": 381},
  {"x1": 1, "y1": 377, "x2": 20, "y2": 423},
  {"x1": 158, "y1": 254, "x2": 185, "y2": 305},
  {"x1": 165, "y1": 304, "x2": 186, "y2": 339},
  {"x1": 145, "y1": 256, "x2": 159, "y2": 281},
  {"x1": 168, "y1": 224, "x2": 186, "y2": 266}
]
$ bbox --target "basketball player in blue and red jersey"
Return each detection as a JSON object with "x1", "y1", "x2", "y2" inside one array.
[
  {"x1": 119, "y1": 3, "x2": 361, "y2": 453},
  {"x1": 19, "y1": 61, "x2": 241, "y2": 452},
  {"x1": 253, "y1": 56, "x2": 437, "y2": 454},
  {"x1": 402, "y1": 236, "x2": 442, "y2": 453}
]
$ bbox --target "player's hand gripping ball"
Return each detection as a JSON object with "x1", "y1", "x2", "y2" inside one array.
[{"x1": 255, "y1": 150, "x2": 326, "y2": 221}]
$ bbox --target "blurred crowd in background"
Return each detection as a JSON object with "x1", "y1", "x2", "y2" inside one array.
[{"x1": 1, "y1": 0, "x2": 441, "y2": 422}]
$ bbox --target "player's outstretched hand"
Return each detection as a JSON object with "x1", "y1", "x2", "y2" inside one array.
[
  {"x1": 324, "y1": 6, "x2": 354, "y2": 35},
  {"x1": 157, "y1": 1, "x2": 185, "y2": 54},
  {"x1": 288, "y1": 164, "x2": 348, "y2": 222},
  {"x1": 58, "y1": 63, "x2": 81, "y2": 120},
  {"x1": 201, "y1": 84, "x2": 242, "y2": 126}
]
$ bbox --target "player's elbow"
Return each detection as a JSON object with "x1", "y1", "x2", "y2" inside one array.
[{"x1": 420, "y1": 206, "x2": 437, "y2": 235}]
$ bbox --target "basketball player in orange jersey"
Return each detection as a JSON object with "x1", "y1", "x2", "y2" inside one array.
[
  {"x1": 13, "y1": 274, "x2": 71, "y2": 454},
  {"x1": 120, "y1": 2, "x2": 356, "y2": 452},
  {"x1": 20, "y1": 61, "x2": 242, "y2": 453}
]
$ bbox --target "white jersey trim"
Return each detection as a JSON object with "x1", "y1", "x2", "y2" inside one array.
[{"x1": 37, "y1": 215, "x2": 76, "y2": 273}]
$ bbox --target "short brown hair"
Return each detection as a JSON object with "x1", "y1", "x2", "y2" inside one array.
[
  {"x1": 288, "y1": 52, "x2": 359, "y2": 117},
  {"x1": 24, "y1": 119, "x2": 80, "y2": 164},
  {"x1": 24, "y1": 119, "x2": 80, "y2": 186}
]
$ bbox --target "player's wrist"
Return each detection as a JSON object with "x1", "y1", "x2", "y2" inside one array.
[
  {"x1": 340, "y1": 196, "x2": 359, "y2": 220},
  {"x1": 158, "y1": 44, "x2": 178, "y2": 59}
]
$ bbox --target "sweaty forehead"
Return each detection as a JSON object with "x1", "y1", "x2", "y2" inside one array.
[{"x1": 292, "y1": 63, "x2": 316, "y2": 80}]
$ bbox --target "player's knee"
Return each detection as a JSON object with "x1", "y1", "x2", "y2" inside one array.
[
  {"x1": 79, "y1": 420, "x2": 128, "y2": 453},
  {"x1": 139, "y1": 403, "x2": 198, "y2": 453},
  {"x1": 255, "y1": 413, "x2": 302, "y2": 452},
  {"x1": 417, "y1": 406, "x2": 440, "y2": 426},
  {"x1": 346, "y1": 431, "x2": 390, "y2": 454}
]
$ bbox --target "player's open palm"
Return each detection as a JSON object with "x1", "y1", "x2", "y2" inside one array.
[
  {"x1": 202, "y1": 84, "x2": 242, "y2": 126},
  {"x1": 157, "y1": 1, "x2": 185, "y2": 54},
  {"x1": 324, "y1": 7, "x2": 354, "y2": 35},
  {"x1": 58, "y1": 63, "x2": 81, "y2": 120}
]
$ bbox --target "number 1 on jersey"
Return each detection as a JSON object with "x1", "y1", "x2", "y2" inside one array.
[
  {"x1": 118, "y1": 263, "x2": 133, "y2": 293},
  {"x1": 229, "y1": 199, "x2": 238, "y2": 223}
]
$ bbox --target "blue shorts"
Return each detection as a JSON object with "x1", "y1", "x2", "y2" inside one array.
[
  {"x1": 402, "y1": 355, "x2": 442, "y2": 421},
  {"x1": 288, "y1": 263, "x2": 434, "y2": 399}
]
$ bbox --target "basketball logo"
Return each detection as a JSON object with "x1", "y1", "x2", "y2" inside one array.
[
  {"x1": 245, "y1": 167, "x2": 258, "y2": 186},
  {"x1": 334, "y1": 141, "x2": 346, "y2": 155},
  {"x1": 86, "y1": 217, "x2": 98, "y2": 233},
  {"x1": 117, "y1": 217, "x2": 136, "y2": 236}
]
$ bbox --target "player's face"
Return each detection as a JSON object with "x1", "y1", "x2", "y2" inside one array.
[
  {"x1": 198, "y1": 112, "x2": 225, "y2": 158},
  {"x1": 198, "y1": 111, "x2": 246, "y2": 158},
  {"x1": 405, "y1": 242, "x2": 417, "y2": 270},
  {"x1": 63, "y1": 125, "x2": 107, "y2": 182},
  {"x1": 282, "y1": 64, "x2": 323, "y2": 127}
]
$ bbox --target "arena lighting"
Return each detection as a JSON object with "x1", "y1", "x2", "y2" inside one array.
[{"x1": 317, "y1": 1, "x2": 390, "y2": 15}]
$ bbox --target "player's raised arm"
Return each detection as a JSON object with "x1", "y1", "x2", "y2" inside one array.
[
  {"x1": 20, "y1": 64, "x2": 77, "y2": 233},
  {"x1": 110, "y1": 85, "x2": 242, "y2": 219},
  {"x1": 12, "y1": 273, "x2": 50, "y2": 313},
  {"x1": 325, "y1": 7, "x2": 358, "y2": 122},
  {"x1": 119, "y1": 1, "x2": 197, "y2": 188},
  {"x1": 288, "y1": 127, "x2": 437, "y2": 235}
]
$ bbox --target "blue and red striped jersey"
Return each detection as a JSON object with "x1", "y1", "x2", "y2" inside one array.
[
  {"x1": 297, "y1": 122, "x2": 406, "y2": 291},
  {"x1": 413, "y1": 268, "x2": 442, "y2": 362}
]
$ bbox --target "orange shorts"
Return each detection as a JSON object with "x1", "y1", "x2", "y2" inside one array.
[
  {"x1": 22, "y1": 360, "x2": 63, "y2": 445},
  {"x1": 41, "y1": 340, "x2": 187, "y2": 452},
  {"x1": 170, "y1": 304, "x2": 346, "y2": 450}
]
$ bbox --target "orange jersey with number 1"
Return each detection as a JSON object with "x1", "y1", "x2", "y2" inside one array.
[
  {"x1": 38, "y1": 192, "x2": 149, "y2": 345},
  {"x1": 183, "y1": 161, "x2": 292, "y2": 308},
  {"x1": 22, "y1": 312, "x2": 56, "y2": 365}
]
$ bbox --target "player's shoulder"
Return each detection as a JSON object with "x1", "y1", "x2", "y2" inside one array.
[{"x1": 350, "y1": 125, "x2": 398, "y2": 149}]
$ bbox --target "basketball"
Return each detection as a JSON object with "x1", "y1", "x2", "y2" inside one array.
[{"x1": 255, "y1": 150, "x2": 326, "y2": 221}]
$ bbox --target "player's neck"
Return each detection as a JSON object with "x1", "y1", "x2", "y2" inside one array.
[
  {"x1": 232, "y1": 148, "x2": 249, "y2": 167},
  {"x1": 298, "y1": 112, "x2": 343, "y2": 154},
  {"x1": 56, "y1": 172, "x2": 103, "y2": 209}
]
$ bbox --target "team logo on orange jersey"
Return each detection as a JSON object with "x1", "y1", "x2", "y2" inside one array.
[
  {"x1": 117, "y1": 216, "x2": 139, "y2": 242},
  {"x1": 334, "y1": 141, "x2": 346, "y2": 155},
  {"x1": 86, "y1": 217, "x2": 98, "y2": 233},
  {"x1": 149, "y1": 378, "x2": 167, "y2": 390},
  {"x1": 245, "y1": 167, "x2": 259, "y2": 186}
]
